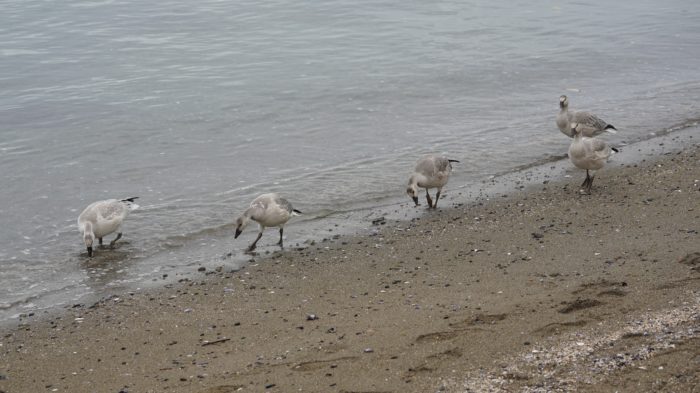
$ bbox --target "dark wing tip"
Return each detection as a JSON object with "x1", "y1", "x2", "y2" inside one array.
[
  {"x1": 121, "y1": 197, "x2": 139, "y2": 202},
  {"x1": 448, "y1": 159, "x2": 460, "y2": 163},
  {"x1": 611, "y1": 147, "x2": 620, "y2": 153},
  {"x1": 605, "y1": 124, "x2": 617, "y2": 130},
  {"x1": 292, "y1": 209, "x2": 303, "y2": 214}
]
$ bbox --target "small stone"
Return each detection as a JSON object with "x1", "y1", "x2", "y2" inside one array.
[
  {"x1": 363, "y1": 348, "x2": 374, "y2": 353},
  {"x1": 197, "y1": 267, "x2": 206, "y2": 272},
  {"x1": 372, "y1": 217, "x2": 386, "y2": 225},
  {"x1": 306, "y1": 314, "x2": 318, "y2": 321}
]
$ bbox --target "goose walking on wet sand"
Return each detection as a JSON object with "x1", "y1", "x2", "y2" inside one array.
[
  {"x1": 568, "y1": 123, "x2": 617, "y2": 194},
  {"x1": 557, "y1": 95, "x2": 617, "y2": 138},
  {"x1": 406, "y1": 155, "x2": 459, "y2": 208},
  {"x1": 78, "y1": 197, "x2": 139, "y2": 257},
  {"x1": 234, "y1": 193, "x2": 301, "y2": 251}
]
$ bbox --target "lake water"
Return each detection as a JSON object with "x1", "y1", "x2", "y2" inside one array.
[{"x1": 1, "y1": 0, "x2": 699, "y2": 322}]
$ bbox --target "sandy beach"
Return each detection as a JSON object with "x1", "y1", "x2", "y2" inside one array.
[{"x1": 1, "y1": 139, "x2": 699, "y2": 393}]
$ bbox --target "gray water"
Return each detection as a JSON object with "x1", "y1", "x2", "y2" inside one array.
[{"x1": 1, "y1": 0, "x2": 700, "y2": 322}]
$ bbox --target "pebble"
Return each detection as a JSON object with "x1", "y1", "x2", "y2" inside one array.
[{"x1": 372, "y1": 217, "x2": 386, "y2": 225}]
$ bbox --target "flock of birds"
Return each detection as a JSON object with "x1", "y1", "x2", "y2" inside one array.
[{"x1": 78, "y1": 95, "x2": 618, "y2": 257}]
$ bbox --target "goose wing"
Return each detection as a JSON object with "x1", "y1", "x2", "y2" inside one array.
[
  {"x1": 273, "y1": 194, "x2": 294, "y2": 213},
  {"x1": 415, "y1": 155, "x2": 449, "y2": 177},
  {"x1": 584, "y1": 138, "x2": 612, "y2": 160},
  {"x1": 571, "y1": 111, "x2": 608, "y2": 133},
  {"x1": 433, "y1": 156, "x2": 453, "y2": 173},
  {"x1": 96, "y1": 200, "x2": 128, "y2": 222}
]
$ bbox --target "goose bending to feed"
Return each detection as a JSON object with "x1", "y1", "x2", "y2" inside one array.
[
  {"x1": 557, "y1": 95, "x2": 617, "y2": 138},
  {"x1": 234, "y1": 193, "x2": 301, "y2": 251},
  {"x1": 406, "y1": 155, "x2": 459, "y2": 208},
  {"x1": 568, "y1": 123, "x2": 617, "y2": 194},
  {"x1": 78, "y1": 197, "x2": 139, "y2": 257}
]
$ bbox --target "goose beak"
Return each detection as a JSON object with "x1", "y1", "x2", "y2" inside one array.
[
  {"x1": 412, "y1": 196, "x2": 419, "y2": 206},
  {"x1": 87, "y1": 246, "x2": 93, "y2": 257},
  {"x1": 234, "y1": 228, "x2": 242, "y2": 239}
]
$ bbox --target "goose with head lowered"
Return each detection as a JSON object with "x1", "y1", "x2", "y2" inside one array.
[{"x1": 234, "y1": 193, "x2": 301, "y2": 252}]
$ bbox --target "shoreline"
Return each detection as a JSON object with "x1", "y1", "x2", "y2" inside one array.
[
  {"x1": 1, "y1": 134, "x2": 699, "y2": 392},
  {"x1": 2, "y1": 124, "x2": 698, "y2": 327}
]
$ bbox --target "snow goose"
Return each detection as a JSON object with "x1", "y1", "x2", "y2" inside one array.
[
  {"x1": 557, "y1": 95, "x2": 617, "y2": 138},
  {"x1": 234, "y1": 193, "x2": 301, "y2": 251},
  {"x1": 406, "y1": 155, "x2": 459, "y2": 208},
  {"x1": 78, "y1": 197, "x2": 139, "y2": 257},
  {"x1": 568, "y1": 123, "x2": 617, "y2": 194}
]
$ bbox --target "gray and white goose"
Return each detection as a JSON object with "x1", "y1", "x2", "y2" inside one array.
[
  {"x1": 406, "y1": 154, "x2": 459, "y2": 208},
  {"x1": 568, "y1": 123, "x2": 617, "y2": 194},
  {"x1": 78, "y1": 197, "x2": 139, "y2": 257},
  {"x1": 557, "y1": 95, "x2": 617, "y2": 138},
  {"x1": 234, "y1": 193, "x2": 301, "y2": 251}
]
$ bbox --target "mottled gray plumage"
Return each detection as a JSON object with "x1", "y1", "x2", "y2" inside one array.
[
  {"x1": 414, "y1": 155, "x2": 452, "y2": 177},
  {"x1": 77, "y1": 197, "x2": 139, "y2": 256},
  {"x1": 568, "y1": 123, "x2": 615, "y2": 193},
  {"x1": 407, "y1": 155, "x2": 458, "y2": 208},
  {"x1": 274, "y1": 194, "x2": 294, "y2": 214},
  {"x1": 234, "y1": 193, "x2": 300, "y2": 251},
  {"x1": 557, "y1": 95, "x2": 617, "y2": 138}
]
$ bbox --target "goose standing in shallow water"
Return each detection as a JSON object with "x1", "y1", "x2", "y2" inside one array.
[
  {"x1": 406, "y1": 155, "x2": 459, "y2": 208},
  {"x1": 234, "y1": 193, "x2": 301, "y2": 251},
  {"x1": 557, "y1": 95, "x2": 617, "y2": 138},
  {"x1": 568, "y1": 123, "x2": 617, "y2": 194},
  {"x1": 78, "y1": 197, "x2": 139, "y2": 257}
]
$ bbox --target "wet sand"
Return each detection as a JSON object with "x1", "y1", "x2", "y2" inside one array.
[{"x1": 1, "y1": 143, "x2": 699, "y2": 393}]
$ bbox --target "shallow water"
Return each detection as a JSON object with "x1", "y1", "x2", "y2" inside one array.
[{"x1": 1, "y1": 0, "x2": 699, "y2": 322}]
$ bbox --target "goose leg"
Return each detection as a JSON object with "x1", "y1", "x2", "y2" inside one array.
[
  {"x1": 580, "y1": 170, "x2": 590, "y2": 189},
  {"x1": 109, "y1": 233, "x2": 122, "y2": 248},
  {"x1": 586, "y1": 173, "x2": 595, "y2": 194},
  {"x1": 425, "y1": 189, "x2": 433, "y2": 209},
  {"x1": 277, "y1": 227, "x2": 284, "y2": 247},
  {"x1": 248, "y1": 232, "x2": 263, "y2": 252},
  {"x1": 98, "y1": 237, "x2": 103, "y2": 246},
  {"x1": 433, "y1": 188, "x2": 442, "y2": 208}
]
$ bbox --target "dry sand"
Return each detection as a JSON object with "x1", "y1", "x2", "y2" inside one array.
[{"x1": 1, "y1": 142, "x2": 699, "y2": 393}]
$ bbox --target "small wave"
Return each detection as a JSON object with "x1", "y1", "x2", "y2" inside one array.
[
  {"x1": 0, "y1": 49, "x2": 47, "y2": 56},
  {"x1": 0, "y1": 294, "x2": 41, "y2": 311}
]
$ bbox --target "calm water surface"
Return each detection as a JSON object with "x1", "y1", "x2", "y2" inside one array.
[{"x1": 1, "y1": 0, "x2": 699, "y2": 321}]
